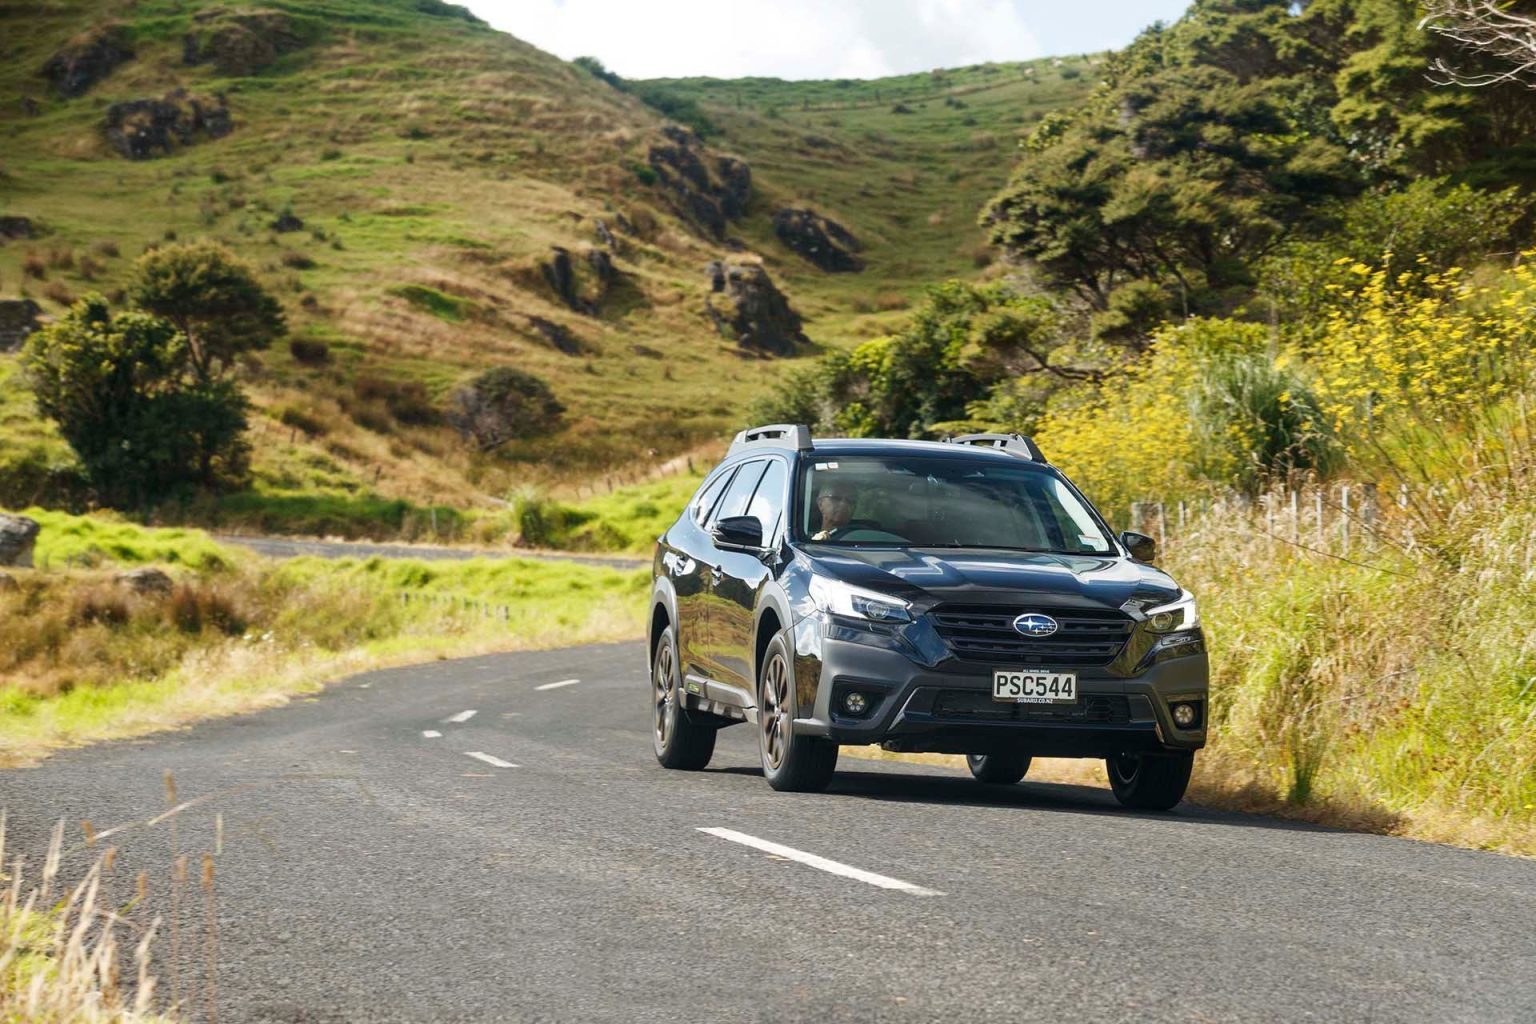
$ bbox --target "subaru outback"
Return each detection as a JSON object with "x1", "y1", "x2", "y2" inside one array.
[{"x1": 646, "y1": 425, "x2": 1207, "y2": 810}]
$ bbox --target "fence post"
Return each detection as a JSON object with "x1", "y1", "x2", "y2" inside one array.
[
  {"x1": 1340, "y1": 485, "x2": 1350, "y2": 553},
  {"x1": 1157, "y1": 502, "x2": 1167, "y2": 547},
  {"x1": 1290, "y1": 490, "x2": 1299, "y2": 544},
  {"x1": 1314, "y1": 491, "x2": 1324, "y2": 547}
]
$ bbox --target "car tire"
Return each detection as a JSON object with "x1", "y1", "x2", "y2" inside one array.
[
  {"x1": 651, "y1": 625, "x2": 716, "y2": 770},
  {"x1": 966, "y1": 751, "x2": 1031, "y2": 785},
  {"x1": 758, "y1": 632, "x2": 837, "y2": 792},
  {"x1": 1105, "y1": 752, "x2": 1194, "y2": 810}
]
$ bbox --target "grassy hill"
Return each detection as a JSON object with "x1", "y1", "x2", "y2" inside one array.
[
  {"x1": 635, "y1": 58, "x2": 1100, "y2": 338},
  {"x1": 0, "y1": 0, "x2": 1093, "y2": 530}
]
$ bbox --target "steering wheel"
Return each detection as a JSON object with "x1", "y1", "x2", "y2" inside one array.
[{"x1": 824, "y1": 519, "x2": 880, "y2": 540}]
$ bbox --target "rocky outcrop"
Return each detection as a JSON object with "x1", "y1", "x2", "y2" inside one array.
[
  {"x1": 772, "y1": 208, "x2": 864, "y2": 273},
  {"x1": 540, "y1": 246, "x2": 616, "y2": 315},
  {"x1": 0, "y1": 300, "x2": 42, "y2": 353},
  {"x1": 104, "y1": 89, "x2": 233, "y2": 159},
  {"x1": 704, "y1": 261, "x2": 807, "y2": 357},
  {"x1": 0, "y1": 216, "x2": 37, "y2": 241},
  {"x1": 183, "y1": 7, "x2": 304, "y2": 76},
  {"x1": 115, "y1": 567, "x2": 173, "y2": 596},
  {"x1": 0, "y1": 514, "x2": 39, "y2": 568},
  {"x1": 42, "y1": 22, "x2": 134, "y2": 98},
  {"x1": 646, "y1": 127, "x2": 752, "y2": 240},
  {"x1": 526, "y1": 315, "x2": 585, "y2": 355}
]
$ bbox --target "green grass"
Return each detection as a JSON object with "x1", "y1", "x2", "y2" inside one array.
[
  {"x1": 0, "y1": 508, "x2": 647, "y2": 764},
  {"x1": 18, "y1": 506, "x2": 235, "y2": 570}
]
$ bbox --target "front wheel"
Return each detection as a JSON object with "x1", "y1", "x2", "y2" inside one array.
[
  {"x1": 652, "y1": 625, "x2": 715, "y2": 770},
  {"x1": 966, "y1": 751, "x2": 1031, "y2": 785},
  {"x1": 758, "y1": 633, "x2": 837, "y2": 792},
  {"x1": 1105, "y1": 752, "x2": 1193, "y2": 811}
]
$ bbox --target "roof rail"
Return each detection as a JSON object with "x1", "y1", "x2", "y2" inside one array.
[
  {"x1": 945, "y1": 432, "x2": 1047, "y2": 463},
  {"x1": 729, "y1": 423, "x2": 814, "y2": 453}
]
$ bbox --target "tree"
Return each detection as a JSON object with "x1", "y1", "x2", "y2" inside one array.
[
  {"x1": 23, "y1": 296, "x2": 249, "y2": 507},
  {"x1": 446, "y1": 367, "x2": 564, "y2": 451},
  {"x1": 129, "y1": 239, "x2": 286, "y2": 383},
  {"x1": 1420, "y1": 1, "x2": 1536, "y2": 87},
  {"x1": 983, "y1": 2, "x2": 1361, "y2": 337},
  {"x1": 749, "y1": 282, "x2": 1086, "y2": 439}
]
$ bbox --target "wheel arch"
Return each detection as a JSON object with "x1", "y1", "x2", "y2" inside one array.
[{"x1": 648, "y1": 576, "x2": 678, "y2": 666}]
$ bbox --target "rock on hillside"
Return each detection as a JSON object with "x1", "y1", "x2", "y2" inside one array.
[
  {"x1": 648, "y1": 126, "x2": 752, "y2": 240},
  {"x1": 104, "y1": 89, "x2": 233, "y2": 159},
  {"x1": 0, "y1": 514, "x2": 39, "y2": 568},
  {"x1": 705, "y1": 261, "x2": 807, "y2": 356},
  {"x1": 772, "y1": 208, "x2": 864, "y2": 273},
  {"x1": 41, "y1": 21, "x2": 134, "y2": 97},
  {"x1": 0, "y1": 300, "x2": 42, "y2": 353},
  {"x1": 182, "y1": 7, "x2": 306, "y2": 76}
]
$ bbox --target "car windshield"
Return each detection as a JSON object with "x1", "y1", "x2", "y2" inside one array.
[{"x1": 798, "y1": 455, "x2": 1114, "y2": 555}]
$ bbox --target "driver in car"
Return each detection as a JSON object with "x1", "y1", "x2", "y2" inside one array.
[{"x1": 811, "y1": 479, "x2": 855, "y2": 540}]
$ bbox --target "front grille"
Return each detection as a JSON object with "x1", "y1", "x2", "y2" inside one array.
[
  {"x1": 929, "y1": 605, "x2": 1134, "y2": 666},
  {"x1": 932, "y1": 690, "x2": 1130, "y2": 723}
]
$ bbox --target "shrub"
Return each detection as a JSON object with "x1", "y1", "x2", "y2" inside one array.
[
  {"x1": 278, "y1": 404, "x2": 326, "y2": 436},
  {"x1": 288, "y1": 337, "x2": 329, "y2": 364},
  {"x1": 168, "y1": 582, "x2": 246, "y2": 635},
  {"x1": 1189, "y1": 351, "x2": 1342, "y2": 494},
  {"x1": 22, "y1": 250, "x2": 46, "y2": 279},
  {"x1": 446, "y1": 367, "x2": 564, "y2": 450},
  {"x1": 23, "y1": 295, "x2": 251, "y2": 506}
]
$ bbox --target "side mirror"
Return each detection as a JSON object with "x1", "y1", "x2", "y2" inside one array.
[
  {"x1": 711, "y1": 515, "x2": 764, "y2": 552},
  {"x1": 1120, "y1": 530, "x2": 1156, "y2": 563}
]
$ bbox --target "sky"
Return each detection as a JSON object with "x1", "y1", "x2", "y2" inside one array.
[{"x1": 463, "y1": 1, "x2": 1195, "y2": 81}]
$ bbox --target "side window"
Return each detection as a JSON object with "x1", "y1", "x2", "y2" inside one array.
[
  {"x1": 744, "y1": 459, "x2": 787, "y2": 539},
  {"x1": 691, "y1": 468, "x2": 736, "y2": 526},
  {"x1": 711, "y1": 460, "x2": 767, "y2": 526}
]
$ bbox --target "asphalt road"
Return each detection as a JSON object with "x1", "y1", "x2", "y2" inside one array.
[
  {"x1": 4, "y1": 641, "x2": 1534, "y2": 1023},
  {"x1": 215, "y1": 534, "x2": 647, "y2": 570}
]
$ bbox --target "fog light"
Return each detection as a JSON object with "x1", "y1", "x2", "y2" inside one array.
[
  {"x1": 1148, "y1": 611, "x2": 1177, "y2": 632},
  {"x1": 1172, "y1": 702, "x2": 1198, "y2": 728},
  {"x1": 844, "y1": 691, "x2": 869, "y2": 715}
]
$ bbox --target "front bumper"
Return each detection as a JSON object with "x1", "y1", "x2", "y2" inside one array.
[{"x1": 791, "y1": 624, "x2": 1208, "y2": 757}]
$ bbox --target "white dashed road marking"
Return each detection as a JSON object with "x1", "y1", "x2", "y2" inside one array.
[
  {"x1": 464, "y1": 751, "x2": 518, "y2": 769},
  {"x1": 422, "y1": 730, "x2": 442, "y2": 739},
  {"x1": 697, "y1": 827, "x2": 943, "y2": 897},
  {"x1": 443, "y1": 709, "x2": 478, "y2": 723},
  {"x1": 535, "y1": 679, "x2": 581, "y2": 691}
]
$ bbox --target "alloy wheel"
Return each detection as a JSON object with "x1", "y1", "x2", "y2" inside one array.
[
  {"x1": 653, "y1": 640, "x2": 676, "y2": 749},
  {"x1": 761, "y1": 653, "x2": 790, "y2": 770}
]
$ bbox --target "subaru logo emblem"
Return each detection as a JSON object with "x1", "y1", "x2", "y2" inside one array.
[{"x1": 1013, "y1": 613, "x2": 1059, "y2": 637}]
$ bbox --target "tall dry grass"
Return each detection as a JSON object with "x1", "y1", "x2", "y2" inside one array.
[
  {"x1": 1155, "y1": 394, "x2": 1536, "y2": 853},
  {"x1": 0, "y1": 814, "x2": 174, "y2": 1023}
]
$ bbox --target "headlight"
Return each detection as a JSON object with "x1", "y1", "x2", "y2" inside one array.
[
  {"x1": 1142, "y1": 589, "x2": 1199, "y2": 633},
  {"x1": 808, "y1": 576, "x2": 911, "y2": 623}
]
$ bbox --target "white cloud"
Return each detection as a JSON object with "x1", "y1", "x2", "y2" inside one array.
[{"x1": 464, "y1": 0, "x2": 1043, "y2": 79}]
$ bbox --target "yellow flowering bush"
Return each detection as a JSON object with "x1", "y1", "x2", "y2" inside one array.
[
  {"x1": 1034, "y1": 319, "x2": 1267, "y2": 515},
  {"x1": 1311, "y1": 256, "x2": 1536, "y2": 445}
]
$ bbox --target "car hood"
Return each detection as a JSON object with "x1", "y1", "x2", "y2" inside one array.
[{"x1": 804, "y1": 546, "x2": 1180, "y2": 611}]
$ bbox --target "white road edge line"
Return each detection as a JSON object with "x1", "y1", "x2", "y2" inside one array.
[
  {"x1": 697, "y1": 827, "x2": 943, "y2": 897},
  {"x1": 464, "y1": 751, "x2": 518, "y2": 768},
  {"x1": 422, "y1": 730, "x2": 442, "y2": 739},
  {"x1": 535, "y1": 679, "x2": 581, "y2": 691},
  {"x1": 442, "y1": 709, "x2": 478, "y2": 723}
]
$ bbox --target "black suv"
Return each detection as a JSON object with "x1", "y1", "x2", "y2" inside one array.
[{"x1": 647, "y1": 425, "x2": 1208, "y2": 810}]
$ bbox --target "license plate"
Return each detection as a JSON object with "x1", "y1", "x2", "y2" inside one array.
[{"x1": 993, "y1": 670, "x2": 1077, "y2": 704}]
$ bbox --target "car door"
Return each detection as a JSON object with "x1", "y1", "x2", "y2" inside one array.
[
  {"x1": 709, "y1": 457, "x2": 787, "y2": 704},
  {"x1": 668, "y1": 465, "x2": 735, "y2": 679},
  {"x1": 694, "y1": 458, "x2": 769, "y2": 702}
]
